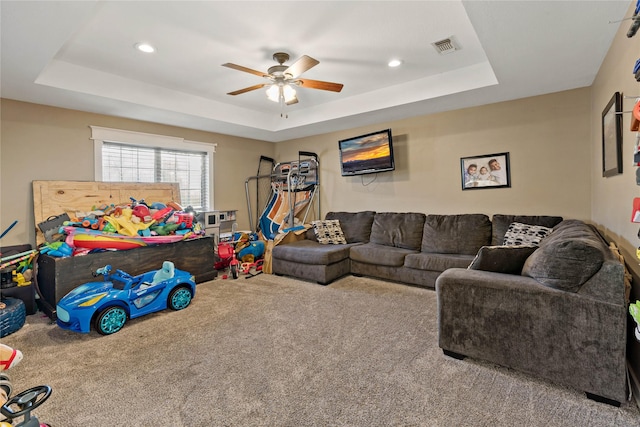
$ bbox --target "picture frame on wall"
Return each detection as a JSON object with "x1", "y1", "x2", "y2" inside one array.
[
  {"x1": 602, "y1": 91, "x2": 623, "y2": 177},
  {"x1": 460, "y1": 152, "x2": 511, "y2": 190}
]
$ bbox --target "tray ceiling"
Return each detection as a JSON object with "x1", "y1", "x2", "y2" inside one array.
[{"x1": 0, "y1": 1, "x2": 630, "y2": 142}]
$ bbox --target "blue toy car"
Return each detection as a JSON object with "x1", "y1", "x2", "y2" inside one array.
[{"x1": 56, "y1": 262, "x2": 196, "y2": 335}]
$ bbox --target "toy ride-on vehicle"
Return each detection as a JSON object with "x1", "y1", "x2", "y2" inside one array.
[
  {"x1": 55, "y1": 262, "x2": 196, "y2": 335},
  {"x1": 0, "y1": 385, "x2": 52, "y2": 427},
  {"x1": 214, "y1": 241, "x2": 240, "y2": 279}
]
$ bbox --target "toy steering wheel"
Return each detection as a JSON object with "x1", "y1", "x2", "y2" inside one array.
[{"x1": 0, "y1": 385, "x2": 51, "y2": 419}]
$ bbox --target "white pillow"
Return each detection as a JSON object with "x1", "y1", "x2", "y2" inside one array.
[
  {"x1": 312, "y1": 220, "x2": 347, "y2": 245},
  {"x1": 502, "y1": 222, "x2": 553, "y2": 246}
]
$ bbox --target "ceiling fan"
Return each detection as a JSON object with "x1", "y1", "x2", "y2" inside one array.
[{"x1": 222, "y1": 52, "x2": 344, "y2": 105}]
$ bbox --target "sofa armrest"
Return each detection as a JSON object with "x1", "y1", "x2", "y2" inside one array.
[{"x1": 435, "y1": 268, "x2": 627, "y2": 403}]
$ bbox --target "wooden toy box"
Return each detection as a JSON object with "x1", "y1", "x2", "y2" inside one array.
[{"x1": 32, "y1": 181, "x2": 216, "y2": 319}]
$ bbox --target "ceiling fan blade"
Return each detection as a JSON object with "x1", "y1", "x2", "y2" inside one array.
[
  {"x1": 227, "y1": 83, "x2": 267, "y2": 96},
  {"x1": 222, "y1": 63, "x2": 269, "y2": 78},
  {"x1": 297, "y1": 78, "x2": 344, "y2": 92},
  {"x1": 284, "y1": 55, "x2": 319, "y2": 78}
]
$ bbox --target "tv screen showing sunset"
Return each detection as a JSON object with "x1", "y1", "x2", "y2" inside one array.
[{"x1": 340, "y1": 131, "x2": 393, "y2": 174}]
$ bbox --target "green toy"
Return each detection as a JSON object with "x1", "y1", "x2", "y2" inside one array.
[{"x1": 630, "y1": 301, "x2": 640, "y2": 341}]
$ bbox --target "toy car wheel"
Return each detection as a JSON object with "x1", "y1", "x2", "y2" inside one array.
[
  {"x1": 168, "y1": 286, "x2": 192, "y2": 311},
  {"x1": 0, "y1": 297, "x2": 26, "y2": 338},
  {"x1": 231, "y1": 264, "x2": 238, "y2": 279},
  {"x1": 94, "y1": 306, "x2": 127, "y2": 335}
]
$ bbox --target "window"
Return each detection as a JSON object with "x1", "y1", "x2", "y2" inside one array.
[{"x1": 90, "y1": 126, "x2": 215, "y2": 211}]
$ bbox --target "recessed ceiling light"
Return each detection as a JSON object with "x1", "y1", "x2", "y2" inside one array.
[
  {"x1": 135, "y1": 43, "x2": 155, "y2": 53},
  {"x1": 388, "y1": 59, "x2": 403, "y2": 67}
]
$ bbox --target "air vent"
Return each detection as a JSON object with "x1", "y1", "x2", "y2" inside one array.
[{"x1": 432, "y1": 37, "x2": 459, "y2": 55}]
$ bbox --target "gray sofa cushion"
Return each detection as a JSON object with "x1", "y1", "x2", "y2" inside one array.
[
  {"x1": 404, "y1": 252, "x2": 475, "y2": 271},
  {"x1": 421, "y1": 214, "x2": 491, "y2": 255},
  {"x1": 326, "y1": 211, "x2": 376, "y2": 243},
  {"x1": 491, "y1": 214, "x2": 563, "y2": 246},
  {"x1": 468, "y1": 245, "x2": 537, "y2": 274},
  {"x1": 272, "y1": 239, "x2": 354, "y2": 265},
  {"x1": 521, "y1": 220, "x2": 604, "y2": 292},
  {"x1": 350, "y1": 243, "x2": 418, "y2": 267},
  {"x1": 369, "y1": 212, "x2": 426, "y2": 250}
]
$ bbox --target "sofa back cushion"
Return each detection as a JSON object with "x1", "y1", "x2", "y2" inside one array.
[
  {"x1": 369, "y1": 212, "x2": 426, "y2": 250},
  {"x1": 325, "y1": 211, "x2": 376, "y2": 243},
  {"x1": 521, "y1": 220, "x2": 605, "y2": 292},
  {"x1": 422, "y1": 214, "x2": 492, "y2": 255},
  {"x1": 468, "y1": 245, "x2": 537, "y2": 274},
  {"x1": 491, "y1": 214, "x2": 563, "y2": 245}
]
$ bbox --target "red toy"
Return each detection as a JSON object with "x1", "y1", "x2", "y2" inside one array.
[
  {"x1": 214, "y1": 241, "x2": 240, "y2": 279},
  {"x1": 173, "y1": 212, "x2": 194, "y2": 229}
]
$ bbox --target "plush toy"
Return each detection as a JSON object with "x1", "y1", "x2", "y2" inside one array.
[
  {"x1": 238, "y1": 240, "x2": 266, "y2": 263},
  {"x1": 234, "y1": 233, "x2": 250, "y2": 252}
]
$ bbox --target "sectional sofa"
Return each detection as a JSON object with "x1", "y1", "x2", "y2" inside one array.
[
  {"x1": 271, "y1": 211, "x2": 562, "y2": 287},
  {"x1": 271, "y1": 211, "x2": 628, "y2": 405}
]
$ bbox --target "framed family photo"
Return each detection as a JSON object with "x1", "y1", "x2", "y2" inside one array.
[
  {"x1": 460, "y1": 152, "x2": 511, "y2": 190},
  {"x1": 601, "y1": 91, "x2": 622, "y2": 177}
]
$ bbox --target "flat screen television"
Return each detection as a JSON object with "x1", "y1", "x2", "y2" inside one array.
[{"x1": 338, "y1": 129, "x2": 395, "y2": 176}]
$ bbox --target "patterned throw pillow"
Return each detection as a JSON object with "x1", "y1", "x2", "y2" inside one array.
[
  {"x1": 502, "y1": 222, "x2": 553, "y2": 246},
  {"x1": 312, "y1": 220, "x2": 347, "y2": 245}
]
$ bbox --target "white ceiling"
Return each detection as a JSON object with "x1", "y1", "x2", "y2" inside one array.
[{"x1": 0, "y1": 1, "x2": 631, "y2": 142}]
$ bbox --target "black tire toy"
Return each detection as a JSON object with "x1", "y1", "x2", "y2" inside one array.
[{"x1": 0, "y1": 297, "x2": 26, "y2": 338}]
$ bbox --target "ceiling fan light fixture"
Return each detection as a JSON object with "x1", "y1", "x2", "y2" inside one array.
[
  {"x1": 388, "y1": 59, "x2": 403, "y2": 67},
  {"x1": 266, "y1": 85, "x2": 280, "y2": 102},
  {"x1": 266, "y1": 84, "x2": 297, "y2": 103},
  {"x1": 282, "y1": 84, "x2": 296, "y2": 102}
]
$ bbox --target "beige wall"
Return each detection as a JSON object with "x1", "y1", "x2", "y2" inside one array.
[
  {"x1": 275, "y1": 88, "x2": 592, "y2": 222},
  {"x1": 591, "y1": 1, "x2": 640, "y2": 257},
  {"x1": 0, "y1": 99, "x2": 274, "y2": 247},
  {"x1": 590, "y1": 1, "x2": 640, "y2": 398},
  {"x1": 0, "y1": 88, "x2": 595, "y2": 249}
]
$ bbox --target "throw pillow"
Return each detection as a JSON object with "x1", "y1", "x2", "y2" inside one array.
[
  {"x1": 312, "y1": 220, "x2": 347, "y2": 245},
  {"x1": 468, "y1": 245, "x2": 538, "y2": 275},
  {"x1": 502, "y1": 222, "x2": 553, "y2": 246}
]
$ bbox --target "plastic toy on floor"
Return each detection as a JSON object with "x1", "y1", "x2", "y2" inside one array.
[
  {"x1": 0, "y1": 345, "x2": 23, "y2": 372},
  {"x1": 630, "y1": 300, "x2": 640, "y2": 341},
  {"x1": 0, "y1": 344, "x2": 22, "y2": 408},
  {"x1": 0, "y1": 344, "x2": 51, "y2": 427},
  {"x1": 0, "y1": 385, "x2": 52, "y2": 427},
  {"x1": 56, "y1": 263, "x2": 196, "y2": 335}
]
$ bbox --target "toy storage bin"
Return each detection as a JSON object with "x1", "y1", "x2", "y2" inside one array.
[
  {"x1": 36, "y1": 236, "x2": 216, "y2": 320},
  {"x1": 1, "y1": 244, "x2": 37, "y2": 315}
]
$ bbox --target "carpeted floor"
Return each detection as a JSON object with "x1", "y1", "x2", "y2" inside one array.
[{"x1": 2, "y1": 273, "x2": 639, "y2": 426}]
